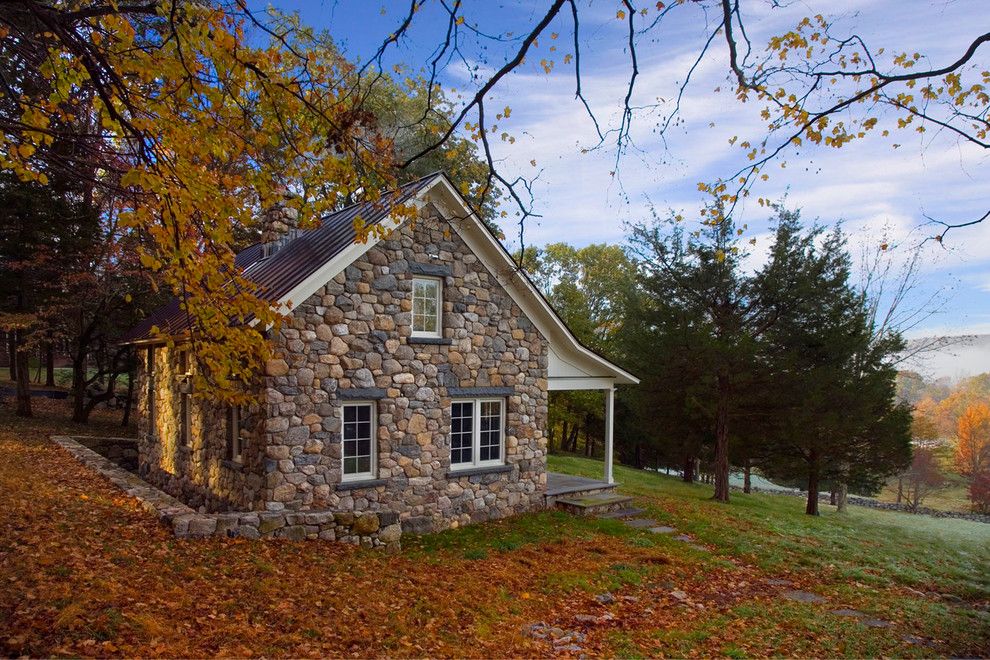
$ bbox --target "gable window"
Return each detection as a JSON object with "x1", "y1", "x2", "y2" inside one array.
[
  {"x1": 449, "y1": 399, "x2": 504, "y2": 470},
  {"x1": 226, "y1": 406, "x2": 243, "y2": 462},
  {"x1": 411, "y1": 277, "x2": 441, "y2": 337},
  {"x1": 342, "y1": 402, "x2": 376, "y2": 480}
]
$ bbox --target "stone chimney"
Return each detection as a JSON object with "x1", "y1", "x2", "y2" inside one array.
[{"x1": 259, "y1": 193, "x2": 300, "y2": 257}]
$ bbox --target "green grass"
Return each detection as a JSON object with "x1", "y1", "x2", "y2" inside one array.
[{"x1": 547, "y1": 453, "x2": 990, "y2": 655}]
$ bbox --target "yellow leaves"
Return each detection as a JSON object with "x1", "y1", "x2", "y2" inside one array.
[
  {"x1": 455, "y1": 15, "x2": 465, "y2": 26},
  {"x1": 616, "y1": 9, "x2": 626, "y2": 20}
]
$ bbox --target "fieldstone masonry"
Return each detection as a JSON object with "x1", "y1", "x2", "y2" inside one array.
[
  {"x1": 261, "y1": 214, "x2": 549, "y2": 532},
  {"x1": 133, "y1": 212, "x2": 550, "y2": 538},
  {"x1": 136, "y1": 344, "x2": 264, "y2": 512}
]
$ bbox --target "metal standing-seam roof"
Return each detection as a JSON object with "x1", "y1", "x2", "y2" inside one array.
[{"x1": 121, "y1": 173, "x2": 439, "y2": 343}]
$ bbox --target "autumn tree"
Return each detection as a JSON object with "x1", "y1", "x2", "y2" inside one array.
[
  {"x1": 955, "y1": 402, "x2": 990, "y2": 478},
  {"x1": 969, "y1": 470, "x2": 990, "y2": 515},
  {"x1": 4, "y1": 2, "x2": 986, "y2": 388},
  {"x1": 1, "y1": 1, "x2": 407, "y2": 404},
  {"x1": 524, "y1": 243, "x2": 636, "y2": 457},
  {"x1": 332, "y1": 1, "x2": 990, "y2": 240},
  {"x1": 899, "y1": 448, "x2": 948, "y2": 512}
]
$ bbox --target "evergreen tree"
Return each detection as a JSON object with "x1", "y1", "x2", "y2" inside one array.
[{"x1": 756, "y1": 214, "x2": 911, "y2": 514}]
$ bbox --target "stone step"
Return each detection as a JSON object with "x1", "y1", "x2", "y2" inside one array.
[
  {"x1": 596, "y1": 507, "x2": 646, "y2": 520},
  {"x1": 555, "y1": 494, "x2": 634, "y2": 517}
]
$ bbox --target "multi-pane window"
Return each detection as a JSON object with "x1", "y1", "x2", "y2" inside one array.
[
  {"x1": 411, "y1": 277, "x2": 441, "y2": 337},
  {"x1": 342, "y1": 403, "x2": 375, "y2": 480},
  {"x1": 450, "y1": 401, "x2": 474, "y2": 465},
  {"x1": 226, "y1": 406, "x2": 243, "y2": 462},
  {"x1": 479, "y1": 401, "x2": 502, "y2": 462},
  {"x1": 449, "y1": 399, "x2": 504, "y2": 469}
]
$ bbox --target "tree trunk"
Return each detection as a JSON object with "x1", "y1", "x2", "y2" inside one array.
[
  {"x1": 7, "y1": 331, "x2": 16, "y2": 382},
  {"x1": 682, "y1": 453, "x2": 695, "y2": 482},
  {"x1": 71, "y1": 349, "x2": 87, "y2": 423},
  {"x1": 829, "y1": 488, "x2": 836, "y2": 506},
  {"x1": 743, "y1": 459, "x2": 752, "y2": 494},
  {"x1": 836, "y1": 482, "x2": 848, "y2": 513},
  {"x1": 14, "y1": 332, "x2": 32, "y2": 417},
  {"x1": 45, "y1": 340, "x2": 55, "y2": 387},
  {"x1": 805, "y1": 451, "x2": 820, "y2": 516},
  {"x1": 712, "y1": 373, "x2": 731, "y2": 502},
  {"x1": 896, "y1": 477, "x2": 903, "y2": 505}
]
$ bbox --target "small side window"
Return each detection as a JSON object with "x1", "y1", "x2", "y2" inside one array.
[
  {"x1": 227, "y1": 406, "x2": 243, "y2": 462},
  {"x1": 178, "y1": 350, "x2": 190, "y2": 446},
  {"x1": 146, "y1": 347, "x2": 157, "y2": 438},
  {"x1": 342, "y1": 402, "x2": 376, "y2": 481}
]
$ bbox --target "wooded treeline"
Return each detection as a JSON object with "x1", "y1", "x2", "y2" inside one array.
[{"x1": 525, "y1": 205, "x2": 913, "y2": 515}]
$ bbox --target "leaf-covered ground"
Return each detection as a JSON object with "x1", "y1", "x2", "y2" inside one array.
[{"x1": 1, "y1": 400, "x2": 988, "y2": 658}]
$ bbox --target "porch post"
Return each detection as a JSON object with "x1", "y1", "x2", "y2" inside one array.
[{"x1": 604, "y1": 384, "x2": 615, "y2": 484}]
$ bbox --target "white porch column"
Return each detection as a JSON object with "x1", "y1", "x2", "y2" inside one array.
[{"x1": 604, "y1": 385, "x2": 615, "y2": 484}]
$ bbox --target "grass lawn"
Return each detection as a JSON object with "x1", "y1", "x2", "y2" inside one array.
[{"x1": 1, "y1": 400, "x2": 988, "y2": 657}]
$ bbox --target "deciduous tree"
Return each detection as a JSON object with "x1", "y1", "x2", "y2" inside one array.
[{"x1": 955, "y1": 402, "x2": 990, "y2": 478}]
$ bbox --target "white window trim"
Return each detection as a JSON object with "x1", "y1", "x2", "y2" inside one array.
[
  {"x1": 449, "y1": 398, "x2": 505, "y2": 471},
  {"x1": 411, "y1": 276, "x2": 442, "y2": 338},
  {"x1": 341, "y1": 401, "x2": 377, "y2": 482}
]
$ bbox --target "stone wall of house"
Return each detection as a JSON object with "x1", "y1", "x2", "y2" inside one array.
[
  {"x1": 136, "y1": 345, "x2": 264, "y2": 512},
  {"x1": 262, "y1": 213, "x2": 549, "y2": 532}
]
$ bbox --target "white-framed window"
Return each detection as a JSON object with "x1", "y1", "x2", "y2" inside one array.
[
  {"x1": 411, "y1": 276, "x2": 442, "y2": 337},
  {"x1": 226, "y1": 405, "x2": 243, "y2": 462},
  {"x1": 342, "y1": 402, "x2": 376, "y2": 481},
  {"x1": 449, "y1": 399, "x2": 504, "y2": 470}
]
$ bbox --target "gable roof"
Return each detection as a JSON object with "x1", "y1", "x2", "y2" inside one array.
[
  {"x1": 123, "y1": 172, "x2": 638, "y2": 387},
  {"x1": 121, "y1": 174, "x2": 436, "y2": 343}
]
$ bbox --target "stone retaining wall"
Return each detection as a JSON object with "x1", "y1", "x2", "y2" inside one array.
[
  {"x1": 52, "y1": 435, "x2": 402, "y2": 550},
  {"x1": 735, "y1": 483, "x2": 990, "y2": 524},
  {"x1": 73, "y1": 435, "x2": 139, "y2": 471}
]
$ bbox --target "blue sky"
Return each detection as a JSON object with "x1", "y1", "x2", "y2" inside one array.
[{"x1": 260, "y1": 0, "x2": 988, "y2": 339}]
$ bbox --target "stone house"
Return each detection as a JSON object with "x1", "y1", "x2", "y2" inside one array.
[{"x1": 124, "y1": 172, "x2": 637, "y2": 539}]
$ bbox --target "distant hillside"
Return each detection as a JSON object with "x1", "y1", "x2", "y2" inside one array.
[{"x1": 899, "y1": 334, "x2": 990, "y2": 381}]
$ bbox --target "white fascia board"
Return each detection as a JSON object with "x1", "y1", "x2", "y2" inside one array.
[
  {"x1": 427, "y1": 177, "x2": 639, "y2": 386},
  {"x1": 548, "y1": 377, "x2": 616, "y2": 391}
]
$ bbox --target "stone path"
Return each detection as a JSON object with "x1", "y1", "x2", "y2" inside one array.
[{"x1": 609, "y1": 509, "x2": 711, "y2": 554}]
